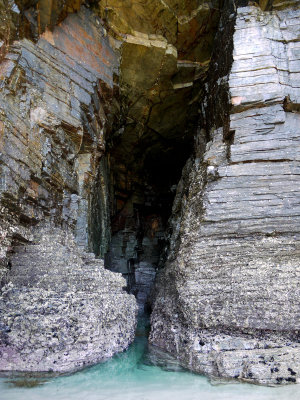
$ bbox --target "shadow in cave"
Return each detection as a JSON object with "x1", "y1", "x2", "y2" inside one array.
[{"x1": 101, "y1": 128, "x2": 194, "y2": 314}]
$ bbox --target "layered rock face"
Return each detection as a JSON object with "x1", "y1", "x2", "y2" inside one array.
[
  {"x1": 1, "y1": 0, "x2": 219, "y2": 370},
  {"x1": 0, "y1": 6, "x2": 137, "y2": 372},
  {"x1": 0, "y1": 7, "x2": 118, "y2": 274},
  {"x1": 99, "y1": 0, "x2": 221, "y2": 310},
  {"x1": 150, "y1": 4, "x2": 300, "y2": 386},
  {"x1": 1, "y1": 0, "x2": 300, "y2": 385},
  {"x1": 0, "y1": 227, "x2": 136, "y2": 373}
]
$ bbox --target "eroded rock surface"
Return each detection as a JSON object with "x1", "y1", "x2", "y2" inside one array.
[
  {"x1": 0, "y1": 227, "x2": 137, "y2": 373},
  {"x1": 1, "y1": 0, "x2": 300, "y2": 386},
  {"x1": 150, "y1": 5, "x2": 300, "y2": 386},
  {"x1": 0, "y1": 6, "x2": 118, "y2": 277},
  {"x1": 0, "y1": 6, "x2": 138, "y2": 373}
]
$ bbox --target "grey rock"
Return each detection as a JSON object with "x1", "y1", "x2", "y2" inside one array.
[
  {"x1": 150, "y1": 5, "x2": 300, "y2": 386},
  {"x1": 0, "y1": 227, "x2": 137, "y2": 373}
]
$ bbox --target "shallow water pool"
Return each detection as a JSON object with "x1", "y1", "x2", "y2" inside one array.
[{"x1": 1, "y1": 318, "x2": 300, "y2": 400}]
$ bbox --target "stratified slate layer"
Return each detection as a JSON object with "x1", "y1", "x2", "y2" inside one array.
[
  {"x1": 150, "y1": 6, "x2": 300, "y2": 385},
  {"x1": 0, "y1": 7, "x2": 117, "y2": 277},
  {"x1": 0, "y1": 228, "x2": 137, "y2": 373},
  {"x1": 0, "y1": 7, "x2": 138, "y2": 373}
]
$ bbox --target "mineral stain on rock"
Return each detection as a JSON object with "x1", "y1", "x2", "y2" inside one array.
[{"x1": 0, "y1": 0, "x2": 300, "y2": 388}]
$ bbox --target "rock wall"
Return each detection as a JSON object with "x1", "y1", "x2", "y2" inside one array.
[
  {"x1": 97, "y1": 0, "x2": 222, "y2": 312},
  {"x1": 150, "y1": 4, "x2": 300, "y2": 386},
  {"x1": 0, "y1": 7, "x2": 118, "y2": 276},
  {"x1": 0, "y1": 6, "x2": 138, "y2": 373},
  {"x1": 0, "y1": 227, "x2": 137, "y2": 373},
  {"x1": 1, "y1": 0, "x2": 300, "y2": 385},
  {"x1": 0, "y1": 0, "x2": 221, "y2": 371},
  {"x1": 105, "y1": 182, "x2": 168, "y2": 311}
]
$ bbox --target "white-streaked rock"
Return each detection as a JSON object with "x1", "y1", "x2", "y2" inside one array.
[
  {"x1": 150, "y1": 5, "x2": 300, "y2": 386},
  {"x1": 0, "y1": 227, "x2": 137, "y2": 373}
]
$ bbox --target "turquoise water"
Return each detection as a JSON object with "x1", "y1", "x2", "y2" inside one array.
[{"x1": 1, "y1": 319, "x2": 300, "y2": 400}]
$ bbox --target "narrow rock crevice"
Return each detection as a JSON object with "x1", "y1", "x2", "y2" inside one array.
[{"x1": 1, "y1": 0, "x2": 300, "y2": 387}]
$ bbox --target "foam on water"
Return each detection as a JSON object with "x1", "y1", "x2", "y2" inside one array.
[{"x1": 1, "y1": 317, "x2": 300, "y2": 400}]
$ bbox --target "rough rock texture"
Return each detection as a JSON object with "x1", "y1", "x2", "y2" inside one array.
[
  {"x1": 105, "y1": 186, "x2": 167, "y2": 311},
  {"x1": 1, "y1": 0, "x2": 300, "y2": 386},
  {"x1": 100, "y1": 0, "x2": 222, "y2": 311},
  {"x1": 0, "y1": 6, "x2": 118, "y2": 277},
  {"x1": 1, "y1": 0, "x2": 222, "y2": 313},
  {"x1": 150, "y1": 4, "x2": 300, "y2": 386},
  {"x1": 0, "y1": 6, "x2": 138, "y2": 373},
  {"x1": 1, "y1": 0, "x2": 217, "y2": 371},
  {"x1": 0, "y1": 227, "x2": 137, "y2": 373}
]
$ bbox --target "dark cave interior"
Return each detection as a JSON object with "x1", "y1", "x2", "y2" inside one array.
[{"x1": 103, "y1": 125, "x2": 194, "y2": 310}]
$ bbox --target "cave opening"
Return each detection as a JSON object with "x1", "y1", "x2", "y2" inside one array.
[
  {"x1": 101, "y1": 127, "x2": 194, "y2": 312},
  {"x1": 83, "y1": 22, "x2": 209, "y2": 313}
]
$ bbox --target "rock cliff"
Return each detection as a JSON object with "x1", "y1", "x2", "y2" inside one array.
[
  {"x1": 0, "y1": 0, "x2": 300, "y2": 385},
  {"x1": 150, "y1": 3, "x2": 300, "y2": 386},
  {"x1": 0, "y1": 5, "x2": 138, "y2": 372},
  {"x1": 0, "y1": 227, "x2": 136, "y2": 373}
]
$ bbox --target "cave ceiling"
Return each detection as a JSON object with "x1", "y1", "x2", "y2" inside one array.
[
  {"x1": 3, "y1": 0, "x2": 284, "y2": 190},
  {"x1": 3, "y1": 0, "x2": 286, "y2": 189},
  {"x1": 100, "y1": 0, "x2": 221, "y2": 186},
  {"x1": 0, "y1": 0, "x2": 227, "y2": 190}
]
